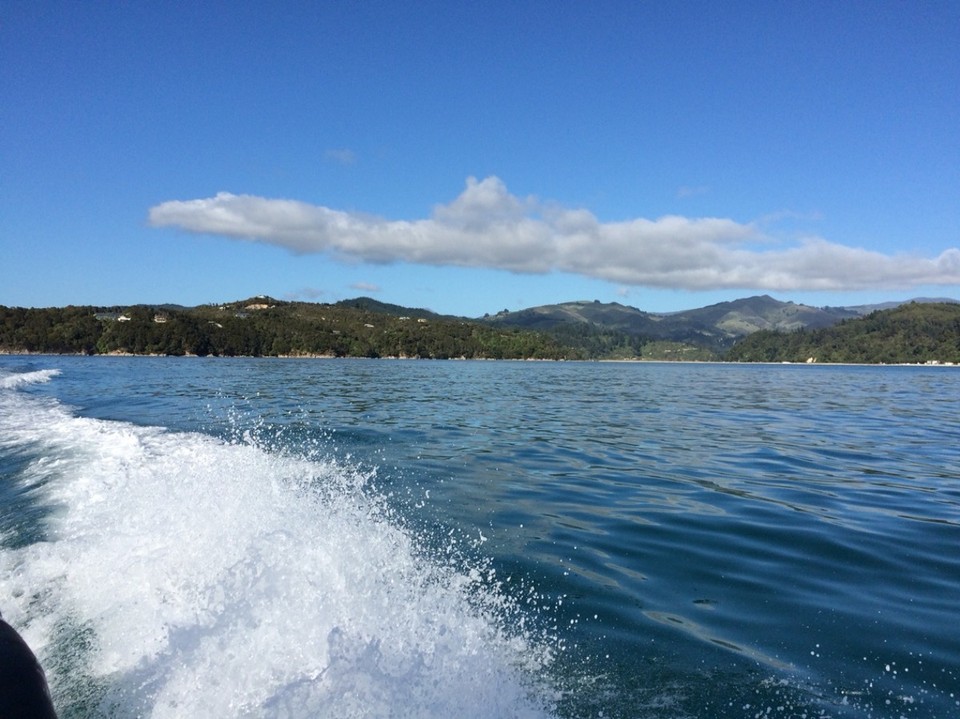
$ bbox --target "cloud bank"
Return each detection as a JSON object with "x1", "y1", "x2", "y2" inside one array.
[{"x1": 149, "y1": 176, "x2": 960, "y2": 292}]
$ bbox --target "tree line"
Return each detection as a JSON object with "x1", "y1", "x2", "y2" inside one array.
[
  {"x1": 725, "y1": 302, "x2": 960, "y2": 364},
  {"x1": 0, "y1": 300, "x2": 583, "y2": 360},
  {"x1": 6, "y1": 298, "x2": 955, "y2": 363}
]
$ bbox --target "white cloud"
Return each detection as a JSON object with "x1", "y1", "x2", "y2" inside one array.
[
  {"x1": 148, "y1": 176, "x2": 960, "y2": 292},
  {"x1": 350, "y1": 281, "x2": 381, "y2": 293}
]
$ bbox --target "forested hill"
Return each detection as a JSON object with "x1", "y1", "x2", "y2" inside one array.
[
  {"x1": 4, "y1": 297, "x2": 959, "y2": 362},
  {"x1": 726, "y1": 302, "x2": 960, "y2": 364},
  {"x1": 0, "y1": 298, "x2": 577, "y2": 360},
  {"x1": 482, "y1": 295, "x2": 859, "y2": 353}
]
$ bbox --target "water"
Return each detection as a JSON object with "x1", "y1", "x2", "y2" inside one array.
[{"x1": 1, "y1": 357, "x2": 958, "y2": 718}]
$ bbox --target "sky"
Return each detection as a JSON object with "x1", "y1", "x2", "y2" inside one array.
[{"x1": 3, "y1": 1, "x2": 959, "y2": 317}]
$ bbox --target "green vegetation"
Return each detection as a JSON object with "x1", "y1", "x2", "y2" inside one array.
[
  {"x1": 0, "y1": 298, "x2": 580, "y2": 360},
  {"x1": 543, "y1": 324, "x2": 715, "y2": 360},
  {"x1": 4, "y1": 297, "x2": 956, "y2": 363},
  {"x1": 639, "y1": 341, "x2": 716, "y2": 362},
  {"x1": 726, "y1": 302, "x2": 960, "y2": 364},
  {"x1": 544, "y1": 321, "x2": 648, "y2": 359},
  {"x1": 481, "y1": 294, "x2": 863, "y2": 356}
]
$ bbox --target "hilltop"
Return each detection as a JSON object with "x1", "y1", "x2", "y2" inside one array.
[{"x1": 481, "y1": 295, "x2": 861, "y2": 356}]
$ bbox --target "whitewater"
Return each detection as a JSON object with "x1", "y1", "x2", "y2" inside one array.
[{"x1": 0, "y1": 368, "x2": 555, "y2": 718}]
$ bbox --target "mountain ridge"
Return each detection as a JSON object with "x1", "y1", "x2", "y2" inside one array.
[
  {"x1": 479, "y1": 295, "x2": 958, "y2": 354},
  {"x1": 486, "y1": 295, "x2": 814, "y2": 351}
]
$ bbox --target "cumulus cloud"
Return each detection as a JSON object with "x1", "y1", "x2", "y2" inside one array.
[{"x1": 148, "y1": 176, "x2": 960, "y2": 292}]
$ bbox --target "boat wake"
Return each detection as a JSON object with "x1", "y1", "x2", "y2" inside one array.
[{"x1": 0, "y1": 368, "x2": 556, "y2": 718}]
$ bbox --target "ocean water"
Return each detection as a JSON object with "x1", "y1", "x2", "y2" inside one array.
[{"x1": 0, "y1": 357, "x2": 958, "y2": 718}]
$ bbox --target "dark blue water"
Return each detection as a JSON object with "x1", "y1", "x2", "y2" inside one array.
[{"x1": 1, "y1": 356, "x2": 958, "y2": 718}]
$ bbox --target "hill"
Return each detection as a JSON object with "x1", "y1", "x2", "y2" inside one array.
[
  {"x1": 0, "y1": 298, "x2": 576, "y2": 360},
  {"x1": 332, "y1": 297, "x2": 444, "y2": 320},
  {"x1": 483, "y1": 295, "x2": 859, "y2": 356},
  {"x1": 3, "y1": 295, "x2": 957, "y2": 362},
  {"x1": 725, "y1": 302, "x2": 960, "y2": 364}
]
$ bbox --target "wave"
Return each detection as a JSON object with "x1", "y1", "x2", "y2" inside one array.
[
  {"x1": 0, "y1": 374, "x2": 555, "y2": 718},
  {"x1": 0, "y1": 368, "x2": 60, "y2": 390}
]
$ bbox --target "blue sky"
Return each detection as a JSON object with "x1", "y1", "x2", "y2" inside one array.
[{"x1": 3, "y1": 1, "x2": 958, "y2": 317}]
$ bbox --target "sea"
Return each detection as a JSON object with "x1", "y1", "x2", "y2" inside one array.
[{"x1": 0, "y1": 356, "x2": 958, "y2": 719}]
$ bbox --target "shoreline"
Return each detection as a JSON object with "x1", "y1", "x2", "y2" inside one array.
[{"x1": 1, "y1": 350, "x2": 956, "y2": 367}]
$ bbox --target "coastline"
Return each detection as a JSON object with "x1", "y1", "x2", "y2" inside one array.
[{"x1": 1, "y1": 349, "x2": 957, "y2": 367}]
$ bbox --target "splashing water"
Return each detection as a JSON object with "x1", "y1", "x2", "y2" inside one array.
[{"x1": 0, "y1": 368, "x2": 557, "y2": 717}]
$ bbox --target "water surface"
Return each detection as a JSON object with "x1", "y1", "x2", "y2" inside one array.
[{"x1": 1, "y1": 357, "x2": 958, "y2": 717}]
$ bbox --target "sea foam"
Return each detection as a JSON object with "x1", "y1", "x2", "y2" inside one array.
[
  {"x1": 0, "y1": 367, "x2": 60, "y2": 390},
  {"x1": 0, "y1": 372, "x2": 555, "y2": 718}
]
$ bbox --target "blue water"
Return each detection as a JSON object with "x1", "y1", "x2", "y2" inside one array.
[{"x1": 1, "y1": 357, "x2": 958, "y2": 718}]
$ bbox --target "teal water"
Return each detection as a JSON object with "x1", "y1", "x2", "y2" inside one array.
[{"x1": 1, "y1": 357, "x2": 958, "y2": 717}]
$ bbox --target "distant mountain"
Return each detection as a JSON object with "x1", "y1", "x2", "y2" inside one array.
[
  {"x1": 482, "y1": 295, "x2": 861, "y2": 353},
  {"x1": 484, "y1": 300, "x2": 659, "y2": 334}
]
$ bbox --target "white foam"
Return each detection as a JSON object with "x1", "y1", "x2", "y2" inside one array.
[
  {"x1": 0, "y1": 367, "x2": 60, "y2": 390},
  {"x1": 0, "y1": 380, "x2": 555, "y2": 717}
]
